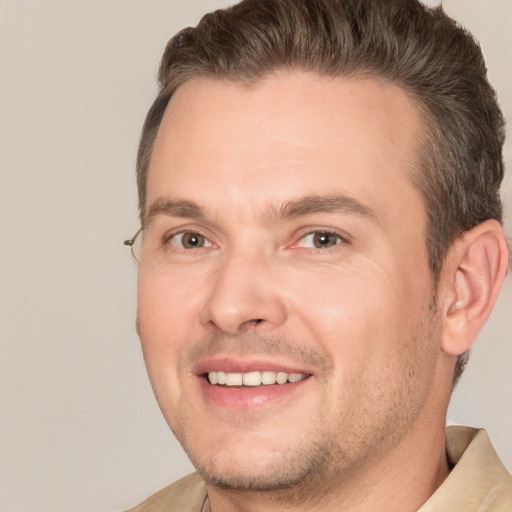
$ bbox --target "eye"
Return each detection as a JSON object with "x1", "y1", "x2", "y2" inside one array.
[
  {"x1": 296, "y1": 231, "x2": 345, "y2": 249},
  {"x1": 168, "y1": 231, "x2": 213, "y2": 249}
]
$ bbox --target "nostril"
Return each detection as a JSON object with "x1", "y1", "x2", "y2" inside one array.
[{"x1": 243, "y1": 319, "x2": 264, "y2": 328}]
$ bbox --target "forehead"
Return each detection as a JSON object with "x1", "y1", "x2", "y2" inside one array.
[{"x1": 147, "y1": 71, "x2": 425, "y2": 224}]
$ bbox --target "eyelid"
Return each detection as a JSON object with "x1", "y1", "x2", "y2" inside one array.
[
  {"x1": 162, "y1": 226, "x2": 217, "y2": 249},
  {"x1": 170, "y1": 232, "x2": 213, "y2": 249},
  {"x1": 290, "y1": 227, "x2": 352, "y2": 249}
]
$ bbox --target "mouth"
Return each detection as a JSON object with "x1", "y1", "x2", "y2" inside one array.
[
  {"x1": 194, "y1": 360, "x2": 313, "y2": 409},
  {"x1": 206, "y1": 370, "x2": 309, "y2": 387}
]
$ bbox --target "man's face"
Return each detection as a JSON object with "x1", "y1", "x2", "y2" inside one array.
[{"x1": 136, "y1": 72, "x2": 445, "y2": 493}]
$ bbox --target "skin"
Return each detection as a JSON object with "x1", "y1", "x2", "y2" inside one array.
[{"x1": 136, "y1": 72, "x2": 461, "y2": 512}]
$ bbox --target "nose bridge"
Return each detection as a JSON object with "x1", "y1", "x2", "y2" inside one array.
[{"x1": 200, "y1": 244, "x2": 287, "y2": 334}]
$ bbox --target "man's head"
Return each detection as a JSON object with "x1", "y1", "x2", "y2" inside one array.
[
  {"x1": 137, "y1": 0, "x2": 505, "y2": 271},
  {"x1": 135, "y1": 0, "x2": 505, "y2": 383},
  {"x1": 133, "y1": 0, "x2": 508, "y2": 509}
]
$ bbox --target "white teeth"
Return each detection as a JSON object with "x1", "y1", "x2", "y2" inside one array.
[
  {"x1": 207, "y1": 370, "x2": 307, "y2": 386},
  {"x1": 276, "y1": 372, "x2": 288, "y2": 384},
  {"x1": 261, "y1": 371, "x2": 277, "y2": 385},
  {"x1": 225, "y1": 373, "x2": 243, "y2": 386},
  {"x1": 242, "y1": 372, "x2": 262, "y2": 386}
]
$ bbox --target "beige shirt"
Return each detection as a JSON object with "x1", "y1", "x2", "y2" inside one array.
[{"x1": 125, "y1": 426, "x2": 512, "y2": 512}]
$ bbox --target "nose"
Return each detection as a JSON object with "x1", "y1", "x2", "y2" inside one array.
[{"x1": 199, "y1": 251, "x2": 288, "y2": 335}]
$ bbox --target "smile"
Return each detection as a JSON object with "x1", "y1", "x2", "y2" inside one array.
[{"x1": 207, "y1": 370, "x2": 309, "y2": 387}]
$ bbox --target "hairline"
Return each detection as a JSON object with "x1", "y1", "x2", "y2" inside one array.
[{"x1": 138, "y1": 68, "x2": 437, "y2": 254}]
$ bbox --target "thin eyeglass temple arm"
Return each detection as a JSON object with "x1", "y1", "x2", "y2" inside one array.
[{"x1": 123, "y1": 228, "x2": 142, "y2": 247}]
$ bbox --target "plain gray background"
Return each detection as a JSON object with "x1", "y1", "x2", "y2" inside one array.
[{"x1": 1, "y1": 1, "x2": 510, "y2": 511}]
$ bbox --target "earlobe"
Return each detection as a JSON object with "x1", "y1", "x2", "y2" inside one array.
[{"x1": 441, "y1": 220, "x2": 509, "y2": 356}]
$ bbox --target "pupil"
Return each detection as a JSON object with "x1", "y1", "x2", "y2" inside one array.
[
  {"x1": 314, "y1": 232, "x2": 336, "y2": 248},
  {"x1": 184, "y1": 233, "x2": 203, "y2": 248}
]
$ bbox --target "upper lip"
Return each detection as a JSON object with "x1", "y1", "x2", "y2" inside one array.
[{"x1": 192, "y1": 356, "x2": 314, "y2": 376}]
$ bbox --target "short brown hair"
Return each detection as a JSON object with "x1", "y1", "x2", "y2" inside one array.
[{"x1": 135, "y1": 0, "x2": 506, "y2": 383}]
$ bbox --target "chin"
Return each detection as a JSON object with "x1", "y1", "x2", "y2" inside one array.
[
  {"x1": 182, "y1": 430, "x2": 338, "y2": 493},
  {"x1": 195, "y1": 455, "x2": 320, "y2": 492}
]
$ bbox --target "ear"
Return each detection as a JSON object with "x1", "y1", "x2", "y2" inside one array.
[{"x1": 440, "y1": 219, "x2": 509, "y2": 356}]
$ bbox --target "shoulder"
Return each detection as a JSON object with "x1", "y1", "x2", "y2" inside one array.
[
  {"x1": 421, "y1": 426, "x2": 512, "y2": 511},
  {"x1": 124, "y1": 473, "x2": 207, "y2": 512}
]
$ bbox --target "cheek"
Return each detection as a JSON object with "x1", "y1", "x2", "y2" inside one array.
[
  {"x1": 285, "y1": 259, "x2": 427, "y2": 379},
  {"x1": 136, "y1": 271, "x2": 203, "y2": 396},
  {"x1": 288, "y1": 261, "x2": 438, "y2": 432},
  {"x1": 137, "y1": 268, "x2": 202, "y2": 338},
  {"x1": 288, "y1": 262, "x2": 397, "y2": 342}
]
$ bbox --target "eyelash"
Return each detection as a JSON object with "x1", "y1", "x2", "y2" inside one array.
[
  {"x1": 163, "y1": 229, "x2": 213, "y2": 250},
  {"x1": 292, "y1": 229, "x2": 350, "y2": 250},
  {"x1": 162, "y1": 228, "x2": 350, "y2": 251}
]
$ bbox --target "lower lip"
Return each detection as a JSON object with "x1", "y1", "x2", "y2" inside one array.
[{"x1": 198, "y1": 376, "x2": 310, "y2": 410}]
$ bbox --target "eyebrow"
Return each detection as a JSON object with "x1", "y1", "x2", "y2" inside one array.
[
  {"x1": 144, "y1": 194, "x2": 379, "y2": 228},
  {"x1": 265, "y1": 194, "x2": 380, "y2": 225},
  {"x1": 144, "y1": 198, "x2": 207, "y2": 227}
]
